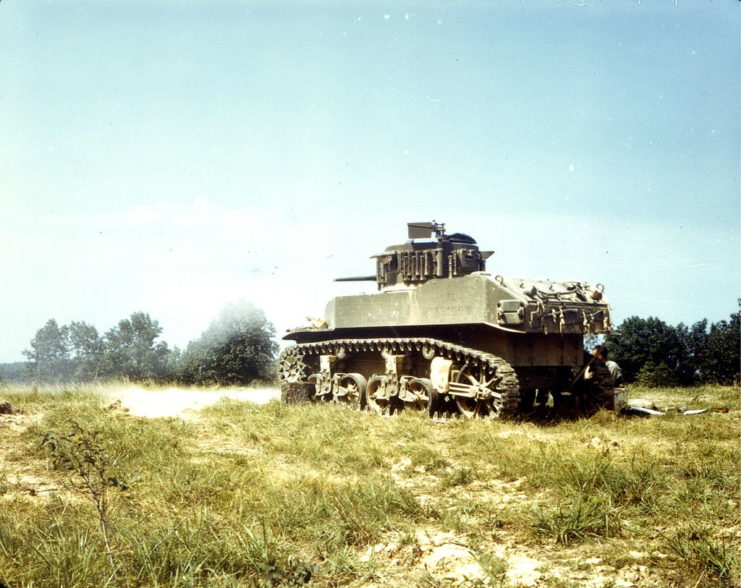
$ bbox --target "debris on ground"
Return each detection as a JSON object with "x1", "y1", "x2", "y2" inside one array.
[
  {"x1": 0, "y1": 401, "x2": 15, "y2": 415},
  {"x1": 623, "y1": 405, "x2": 709, "y2": 417}
]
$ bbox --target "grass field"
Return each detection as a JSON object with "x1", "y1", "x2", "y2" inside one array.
[{"x1": 0, "y1": 384, "x2": 738, "y2": 587}]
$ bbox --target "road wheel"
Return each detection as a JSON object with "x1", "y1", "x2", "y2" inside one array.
[
  {"x1": 420, "y1": 380, "x2": 443, "y2": 416},
  {"x1": 404, "y1": 377, "x2": 433, "y2": 412},
  {"x1": 335, "y1": 373, "x2": 367, "y2": 409}
]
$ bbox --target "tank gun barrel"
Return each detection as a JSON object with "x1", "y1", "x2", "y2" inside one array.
[{"x1": 335, "y1": 275, "x2": 377, "y2": 282}]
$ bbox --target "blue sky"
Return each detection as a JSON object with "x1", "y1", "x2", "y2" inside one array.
[{"x1": 1, "y1": 1, "x2": 738, "y2": 362}]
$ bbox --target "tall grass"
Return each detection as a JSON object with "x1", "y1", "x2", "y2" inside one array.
[{"x1": 0, "y1": 384, "x2": 738, "y2": 586}]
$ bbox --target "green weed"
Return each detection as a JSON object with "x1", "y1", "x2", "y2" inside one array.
[
  {"x1": 472, "y1": 550, "x2": 509, "y2": 586},
  {"x1": 533, "y1": 496, "x2": 621, "y2": 544},
  {"x1": 664, "y1": 527, "x2": 739, "y2": 586}
]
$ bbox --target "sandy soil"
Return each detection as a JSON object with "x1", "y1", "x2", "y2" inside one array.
[{"x1": 106, "y1": 386, "x2": 281, "y2": 418}]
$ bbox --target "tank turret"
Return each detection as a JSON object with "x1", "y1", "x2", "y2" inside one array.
[
  {"x1": 374, "y1": 221, "x2": 493, "y2": 289},
  {"x1": 336, "y1": 221, "x2": 493, "y2": 289}
]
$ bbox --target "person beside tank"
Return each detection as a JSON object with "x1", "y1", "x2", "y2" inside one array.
[{"x1": 592, "y1": 346, "x2": 623, "y2": 386}]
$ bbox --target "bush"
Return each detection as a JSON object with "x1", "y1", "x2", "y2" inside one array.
[
  {"x1": 178, "y1": 301, "x2": 278, "y2": 386},
  {"x1": 635, "y1": 361, "x2": 679, "y2": 387}
]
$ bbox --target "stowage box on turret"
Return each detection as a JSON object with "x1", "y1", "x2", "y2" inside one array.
[{"x1": 279, "y1": 222, "x2": 619, "y2": 419}]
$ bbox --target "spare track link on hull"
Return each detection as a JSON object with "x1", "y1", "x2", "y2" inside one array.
[{"x1": 278, "y1": 337, "x2": 520, "y2": 419}]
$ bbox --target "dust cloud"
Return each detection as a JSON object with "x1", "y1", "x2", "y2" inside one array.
[{"x1": 108, "y1": 386, "x2": 281, "y2": 418}]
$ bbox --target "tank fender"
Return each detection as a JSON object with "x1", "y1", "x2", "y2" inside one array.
[{"x1": 430, "y1": 357, "x2": 453, "y2": 393}]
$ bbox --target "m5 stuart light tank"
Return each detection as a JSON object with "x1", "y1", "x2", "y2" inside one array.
[{"x1": 279, "y1": 221, "x2": 617, "y2": 419}]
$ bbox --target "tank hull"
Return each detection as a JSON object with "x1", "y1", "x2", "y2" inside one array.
[
  {"x1": 286, "y1": 271, "x2": 608, "y2": 373},
  {"x1": 320, "y1": 273, "x2": 610, "y2": 338}
]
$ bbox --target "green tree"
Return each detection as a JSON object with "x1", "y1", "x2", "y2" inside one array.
[
  {"x1": 23, "y1": 319, "x2": 72, "y2": 382},
  {"x1": 68, "y1": 321, "x2": 104, "y2": 380},
  {"x1": 0, "y1": 362, "x2": 27, "y2": 383},
  {"x1": 100, "y1": 312, "x2": 171, "y2": 381},
  {"x1": 674, "y1": 319, "x2": 708, "y2": 385},
  {"x1": 635, "y1": 361, "x2": 679, "y2": 387},
  {"x1": 609, "y1": 316, "x2": 690, "y2": 385},
  {"x1": 179, "y1": 301, "x2": 278, "y2": 385},
  {"x1": 698, "y1": 312, "x2": 740, "y2": 384}
]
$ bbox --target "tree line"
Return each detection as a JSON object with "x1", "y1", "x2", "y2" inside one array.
[
  {"x1": 18, "y1": 301, "x2": 278, "y2": 385},
  {"x1": 8, "y1": 305, "x2": 739, "y2": 388},
  {"x1": 606, "y1": 312, "x2": 739, "y2": 386}
]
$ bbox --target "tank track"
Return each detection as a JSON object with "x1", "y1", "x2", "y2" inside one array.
[{"x1": 278, "y1": 337, "x2": 520, "y2": 419}]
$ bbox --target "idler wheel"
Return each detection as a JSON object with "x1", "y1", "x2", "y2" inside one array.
[{"x1": 452, "y1": 362, "x2": 504, "y2": 419}]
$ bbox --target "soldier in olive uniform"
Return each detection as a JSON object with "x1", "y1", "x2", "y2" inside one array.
[{"x1": 593, "y1": 346, "x2": 623, "y2": 386}]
